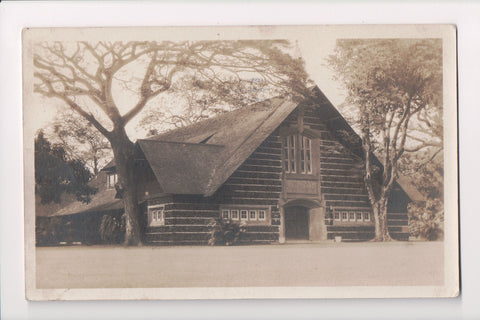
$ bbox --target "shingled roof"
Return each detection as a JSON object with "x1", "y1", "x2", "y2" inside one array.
[
  {"x1": 138, "y1": 96, "x2": 298, "y2": 196},
  {"x1": 51, "y1": 171, "x2": 123, "y2": 217}
]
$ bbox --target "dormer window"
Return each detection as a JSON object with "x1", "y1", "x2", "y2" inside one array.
[
  {"x1": 107, "y1": 173, "x2": 118, "y2": 189},
  {"x1": 282, "y1": 135, "x2": 313, "y2": 174}
]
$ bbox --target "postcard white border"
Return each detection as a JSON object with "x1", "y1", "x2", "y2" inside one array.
[
  {"x1": 22, "y1": 24, "x2": 458, "y2": 301},
  {"x1": 1, "y1": 1, "x2": 478, "y2": 319}
]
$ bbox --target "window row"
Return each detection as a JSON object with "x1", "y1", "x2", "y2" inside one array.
[
  {"x1": 221, "y1": 208, "x2": 266, "y2": 221},
  {"x1": 334, "y1": 211, "x2": 371, "y2": 222}
]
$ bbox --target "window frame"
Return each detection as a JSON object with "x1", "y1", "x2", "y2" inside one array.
[
  {"x1": 230, "y1": 209, "x2": 239, "y2": 220},
  {"x1": 222, "y1": 209, "x2": 230, "y2": 220},
  {"x1": 334, "y1": 211, "x2": 341, "y2": 221},
  {"x1": 258, "y1": 210, "x2": 266, "y2": 221},
  {"x1": 107, "y1": 173, "x2": 118, "y2": 189},
  {"x1": 240, "y1": 210, "x2": 248, "y2": 221},
  {"x1": 282, "y1": 134, "x2": 313, "y2": 175},
  {"x1": 148, "y1": 204, "x2": 165, "y2": 226},
  {"x1": 349, "y1": 212, "x2": 356, "y2": 221},
  {"x1": 356, "y1": 212, "x2": 363, "y2": 221},
  {"x1": 364, "y1": 212, "x2": 371, "y2": 222},
  {"x1": 300, "y1": 136, "x2": 313, "y2": 174},
  {"x1": 249, "y1": 210, "x2": 257, "y2": 221}
]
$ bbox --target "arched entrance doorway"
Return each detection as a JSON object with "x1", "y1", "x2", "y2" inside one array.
[{"x1": 284, "y1": 206, "x2": 309, "y2": 240}]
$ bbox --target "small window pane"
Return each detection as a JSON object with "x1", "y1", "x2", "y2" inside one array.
[
  {"x1": 349, "y1": 212, "x2": 355, "y2": 221},
  {"x1": 222, "y1": 210, "x2": 229, "y2": 219},
  {"x1": 231, "y1": 210, "x2": 239, "y2": 220},
  {"x1": 356, "y1": 212, "x2": 362, "y2": 221},
  {"x1": 241, "y1": 210, "x2": 248, "y2": 220},
  {"x1": 342, "y1": 212, "x2": 348, "y2": 221},
  {"x1": 334, "y1": 212, "x2": 340, "y2": 221},
  {"x1": 258, "y1": 210, "x2": 265, "y2": 220},
  {"x1": 150, "y1": 206, "x2": 165, "y2": 225},
  {"x1": 364, "y1": 212, "x2": 370, "y2": 221},
  {"x1": 249, "y1": 210, "x2": 257, "y2": 220}
]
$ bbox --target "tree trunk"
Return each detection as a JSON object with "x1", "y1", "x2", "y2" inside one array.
[
  {"x1": 109, "y1": 128, "x2": 142, "y2": 246},
  {"x1": 373, "y1": 199, "x2": 392, "y2": 241},
  {"x1": 93, "y1": 155, "x2": 98, "y2": 175},
  {"x1": 373, "y1": 203, "x2": 381, "y2": 241}
]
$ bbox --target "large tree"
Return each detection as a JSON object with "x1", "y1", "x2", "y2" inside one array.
[
  {"x1": 138, "y1": 75, "x2": 274, "y2": 135},
  {"x1": 50, "y1": 110, "x2": 112, "y2": 175},
  {"x1": 34, "y1": 40, "x2": 309, "y2": 245},
  {"x1": 35, "y1": 131, "x2": 97, "y2": 204},
  {"x1": 328, "y1": 39, "x2": 442, "y2": 241}
]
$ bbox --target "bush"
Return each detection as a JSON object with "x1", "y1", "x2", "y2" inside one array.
[
  {"x1": 99, "y1": 214, "x2": 125, "y2": 244},
  {"x1": 408, "y1": 199, "x2": 444, "y2": 241},
  {"x1": 208, "y1": 218, "x2": 246, "y2": 246},
  {"x1": 36, "y1": 216, "x2": 63, "y2": 245}
]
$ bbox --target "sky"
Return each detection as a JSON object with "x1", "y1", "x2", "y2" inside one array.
[{"x1": 30, "y1": 33, "x2": 346, "y2": 142}]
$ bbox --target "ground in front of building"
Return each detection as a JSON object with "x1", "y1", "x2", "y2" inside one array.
[{"x1": 36, "y1": 241, "x2": 443, "y2": 289}]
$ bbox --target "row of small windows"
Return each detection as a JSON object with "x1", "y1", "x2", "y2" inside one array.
[
  {"x1": 334, "y1": 211, "x2": 371, "y2": 222},
  {"x1": 221, "y1": 209, "x2": 266, "y2": 221},
  {"x1": 282, "y1": 135, "x2": 312, "y2": 174}
]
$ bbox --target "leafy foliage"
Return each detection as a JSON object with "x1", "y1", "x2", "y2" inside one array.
[
  {"x1": 408, "y1": 199, "x2": 444, "y2": 241},
  {"x1": 328, "y1": 39, "x2": 443, "y2": 241},
  {"x1": 400, "y1": 150, "x2": 444, "y2": 240},
  {"x1": 35, "y1": 131, "x2": 97, "y2": 204},
  {"x1": 50, "y1": 111, "x2": 112, "y2": 174},
  {"x1": 208, "y1": 218, "x2": 247, "y2": 246},
  {"x1": 99, "y1": 214, "x2": 126, "y2": 244},
  {"x1": 36, "y1": 216, "x2": 64, "y2": 245},
  {"x1": 139, "y1": 75, "x2": 279, "y2": 135}
]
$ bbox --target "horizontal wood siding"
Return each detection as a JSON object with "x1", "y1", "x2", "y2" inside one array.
[
  {"x1": 144, "y1": 197, "x2": 219, "y2": 245},
  {"x1": 214, "y1": 132, "x2": 282, "y2": 229},
  {"x1": 145, "y1": 133, "x2": 282, "y2": 245},
  {"x1": 144, "y1": 106, "x2": 410, "y2": 244}
]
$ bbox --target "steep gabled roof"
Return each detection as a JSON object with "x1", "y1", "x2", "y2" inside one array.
[
  {"x1": 141, "y1": 97, "x2": 298, "y2": 196},
  {"x1": 137, "y1": 140, "x2": 224, "y2": 194}
]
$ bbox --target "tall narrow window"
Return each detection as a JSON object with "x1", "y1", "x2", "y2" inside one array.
[
  {"x1": 107, "y1": 173, "x2": 118, "y2": 189},
  {"x1": 300, "y1": 136, "x2": 312, "y2": 174},
  {"x1": 283, "y1": 134, "x2": 312, "y2": 174},
  {"x1": 283, "y1": 135, "x2": 296, "y2": 173}
]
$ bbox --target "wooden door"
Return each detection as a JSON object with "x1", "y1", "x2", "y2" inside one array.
[{"x1": 285, "y1": 206, "x2": 309, "y2": 240}]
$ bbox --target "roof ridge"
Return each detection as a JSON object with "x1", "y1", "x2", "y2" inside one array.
[
  {"x1": 204, "y1": 99, "x2": 284, "y2": 192},
  {"x1": 203, "y1": 98, "x2": 298, "y2": 196},
  {"x1": 137, "y1": 139, "x2": 225, "y2": 148},
  {"x1": 146, "y1": 95, "x2": 284, "y2": 141}
]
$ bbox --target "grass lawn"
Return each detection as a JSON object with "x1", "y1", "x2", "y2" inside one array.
[{"x1": 36, "y1": 241, "x2": 444, "y2": 289}]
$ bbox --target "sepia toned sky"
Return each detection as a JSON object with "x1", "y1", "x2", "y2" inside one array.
[
  {"x1": 30, "y1": 31, "x2": 345, "y2": 141},
  {"x1": 28, "y1": 25, "x2": 451, "y2": 143}
]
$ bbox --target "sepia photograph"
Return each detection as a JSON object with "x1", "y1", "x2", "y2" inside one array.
[{"x1": 22, "y1": 25, "x2": 458, "y2": 300}]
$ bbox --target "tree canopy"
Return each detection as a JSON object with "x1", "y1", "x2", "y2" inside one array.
[
  {"x1": 49, "y1": 110, "x2": 112, "y2": 174},
  {"x1": 328, "y1": 39, "x2": 443, "y2": 241},
  {"x1": 35, "y1": 131, "x2": 97, "y2": 204}
]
